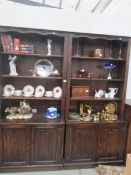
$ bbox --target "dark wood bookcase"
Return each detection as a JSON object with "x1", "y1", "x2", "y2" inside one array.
[{"x1": 0, "y1": 26, "x2": 130, "y2": 171}]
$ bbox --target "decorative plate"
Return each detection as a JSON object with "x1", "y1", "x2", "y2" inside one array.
[
  {"x1": 34, "y1": 59, "x2": 54, "y2": 77},
  {"x1": 34, "y1": 85, "x2": 45, "y2": 97},
  {"x1": 3, "y1": 84, "x2": 15, "y2": 96},
  {"x1": 104, "y1": 103, "x2": 117, "y2": 114},
  {"x1": 23, "y1": 85, "x2": 34, "y2": 97},
  {"x1": 53, "y1": 86, "x2": 62, "y2": 98}
]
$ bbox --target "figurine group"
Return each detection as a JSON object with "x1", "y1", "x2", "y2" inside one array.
[
  {"x1": 5, "y1": 100, "x2": 33, "y2": 120},
  {"x1": 79, "y1": 103, "x2": 117, "y2": 122}
]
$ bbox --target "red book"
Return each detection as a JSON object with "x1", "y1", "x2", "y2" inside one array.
[
  {"x1": 14, "y1": 38, "x2": 20, "y2": 53},
  {"x1": 4, "y1": 34, "x2": 10, "y2": 52},
  {"x1": 0, "y1": 34, "x2": 7, "y2": 52},
  {"x1": 7, "y1": 34, "x2": 14, "y2": 53}
]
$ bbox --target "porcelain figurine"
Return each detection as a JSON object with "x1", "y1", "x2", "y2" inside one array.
[
  {"x1": 47, "y1": 39, "x2": 52, "y2": 55},
  {"x1": 8, "y1": 55, "x2": 18, "y2": 76},
  {"x1": 5, "y1": 100, "x2": 33, "y2": 120}
]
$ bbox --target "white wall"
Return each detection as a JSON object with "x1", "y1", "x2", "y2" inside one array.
[{"x1": 0, "y1": 0, "x2": 131, "y2": 98}]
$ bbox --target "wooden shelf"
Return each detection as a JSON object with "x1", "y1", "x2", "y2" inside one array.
[
  {"x1": 2, "y1": 52, "x2": 63, "y2": 58},
  {"x1": 71, "y1": 78, "x2": 123, "y2": 81},
  {"x1": 0, "y1": 116, "x2": 64, "y2": 125},
  {"x1": 66, "y1": 119, "x2": 126, "y2": 124},
  {"x1": 2, "y1": 75, "x2": 62, "y2": 79},
  {"x1": 72, "y1": 56, "x2": 125, "y2": 61},
  {"x1": 70, "y1": 96, "x2": 121, "y2": 101},
  {"x1": 2, "y1": 96, "x2": 62, "y2": 100}
]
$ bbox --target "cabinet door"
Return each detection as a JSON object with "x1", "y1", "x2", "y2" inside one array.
[
  {"x1": 2, "y1": 124, "x2": 30, "y2": 166},
  {"x1": 31, "y1": 124, "x2": 64, "y2": 165},
  {"x1": 0, "y1": 126, "x2": 2, "y2": 164},
  {"x1": 65, "y1": 123, "x2": 97, "y2": 163},
  {"x1": 97, "y1": 123, "x2": 127, "y2": 162}
]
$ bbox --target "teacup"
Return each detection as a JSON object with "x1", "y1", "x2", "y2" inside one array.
[
  {"x1": 34, "y1": 92, "x2": 43, "y2": 97},
  {"x1": 14, "y1": 90, "x2": 22, "y2": 96},
  {"x1": 23, "y1": 91, "x2": 32, "y2": 97},
  {"x1": 45, "y1": 91, "x2": 53, "y2": 97}
]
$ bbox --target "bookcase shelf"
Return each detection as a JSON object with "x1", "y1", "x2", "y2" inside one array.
[{"x1": 2, "y1": 52, "x2": 63, "y2": 58}]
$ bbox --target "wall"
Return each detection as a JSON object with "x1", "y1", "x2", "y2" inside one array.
[{"x1": 0, "y1": 0, "x2": 131, "y2": 98}]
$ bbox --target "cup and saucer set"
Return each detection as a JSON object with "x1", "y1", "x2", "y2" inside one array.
[{"x1": 2, "y1": 84, "x2": 62, "y2": 98}]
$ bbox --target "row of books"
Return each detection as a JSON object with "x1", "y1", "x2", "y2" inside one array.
[
  {"x1": 1, "y1": 34, "x2": 14, "y2": 53},
  {"x1": 1, "y1": 34, "x2": 35, "y2": 54}
]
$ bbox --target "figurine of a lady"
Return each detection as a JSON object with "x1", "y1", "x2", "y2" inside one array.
[
  {"x1": 47, "y1": 39, "x2": 52, "y2": 56},
  {"x1": 8, "y1": 55, "x2": 18, "y2": 76}
]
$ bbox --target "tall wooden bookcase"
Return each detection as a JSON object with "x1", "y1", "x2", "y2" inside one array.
[{"x1": 0, "y1": 26, "x2": 130, "y2": 171}]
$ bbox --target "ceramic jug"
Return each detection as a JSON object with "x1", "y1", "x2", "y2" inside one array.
[{"x1": 108, "y1": 88, "x2": 118, "y2": 98}]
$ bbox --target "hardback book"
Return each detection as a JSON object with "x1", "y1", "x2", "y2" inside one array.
[{"x1": 0, "y1": 34, "x2": 7, "y2": 52}]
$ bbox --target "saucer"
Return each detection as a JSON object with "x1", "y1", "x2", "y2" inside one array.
[
  {"x1": 45, "y1": 94, "x2": 53, "y2": 97},
  {"x1": 23, "y1": 94, "x2": 32, "y2": 97}
]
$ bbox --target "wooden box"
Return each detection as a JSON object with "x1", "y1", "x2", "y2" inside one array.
[{"x1": 71, "y1": 86, "x2": 90, "y2": 97}]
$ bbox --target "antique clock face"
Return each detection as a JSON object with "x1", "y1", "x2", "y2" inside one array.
[{"x1": 104, "y1": 103, "x2": 117, "y2": 114}]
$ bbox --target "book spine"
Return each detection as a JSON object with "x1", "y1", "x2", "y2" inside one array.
[
  {"x1": 3, "y1": 34, "x2": 10, "y2": 52},
  {"x1": 7, "y1": 34, "x2": 14, "y2": 53},
  {"x1": 20, "y1": 47, "x2": 34, "y2": 51},
  {"x1": 20, "y1": 50, "x2": 34, "y2": 54},
  {"x1": 20, "y1": 44, "x2": 34, "y2": 48},
  {"x1": 0, "y1": 34, "x2": 7, "y2": 52},
  {"x1": 14, "y1": 38, "x2": 20, "y2": 53}
]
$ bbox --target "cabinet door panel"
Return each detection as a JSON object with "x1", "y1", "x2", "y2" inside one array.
[
  {"x1": 3, "y1": 125, "x2": 30, "y2": 166},
  {"x1": 31, "y1": 125, "x2": 64, "y2": 165},
  {"x1": 97, "y1": 123, "x2": 127, "y2": 161},
  {"x1": 0, "y1": 126, "x2": 2, "y2": 164},
  {"x1": 65, "y1": 124, "x2": 97, "y2": 163}
]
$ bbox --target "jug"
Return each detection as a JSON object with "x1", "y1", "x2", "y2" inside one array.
[{"x1": 108, "y1": 88, "x2": 118, "y2": 99}]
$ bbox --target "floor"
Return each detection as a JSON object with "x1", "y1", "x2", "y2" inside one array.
[{"x1": 0, "y1": 169, "x2": 99, "y2": 175}]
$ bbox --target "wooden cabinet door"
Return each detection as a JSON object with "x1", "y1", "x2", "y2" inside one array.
[
  {"x1": 0, "y1": 126, "x2": 2, "y2": 164},
  {"x1": 65, "y1": 123, "x2": 98, "y2": 163},
  {"x1": 31, "y1": 124, "x2": 64, "y2": 165},
  {"x1": 2, "y1": 124, "x2": 30, "y2": 166},
  {"x1": 97, "y1": 123, "x2": 127, "y2": 162}
]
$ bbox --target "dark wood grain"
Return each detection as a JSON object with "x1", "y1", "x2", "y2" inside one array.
[
  {"x1": 31, "y1": 124, "x2": 64, "y2": 165},
  {"x1": 2, "y1": 124, "x2": 30, "y2": 166}
]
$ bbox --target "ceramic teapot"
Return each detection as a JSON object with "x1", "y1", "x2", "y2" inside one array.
[
  {"x1": 108, "y1": 88, "x2": 118, "y2": 99},
  {"x1": 95, "y1": 89, "x2": 106, "y2": 98}
]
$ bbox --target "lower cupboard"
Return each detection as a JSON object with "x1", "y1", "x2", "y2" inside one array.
[
  {"x1": 64, "y1": 121, "x2": 128, "y2": 167},
  {"x1": 0, "y1": 123, "x2": 64, "y2": 168},
  {"x1": 0, "y1": 121, "x2": 128, "y2": 170}
]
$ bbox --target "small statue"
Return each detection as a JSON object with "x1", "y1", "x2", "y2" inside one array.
[
  {"x1": 85, "y1": 105, "x2": 93, "y2": 116},
  {"x1": 8, "y1": 55, "x2": 18, "y2": 76},
  {"x1": 5, "y1": 100, "x2": 33, "y2": 120},
  {"x1": 5, "y1": 107, "x2": 17, "y2": 116},
  {"x1": 17, "y1": 100, "x2": 32, "y2": 115},
  {"x1": 47, "y1": 39, "x2": 52, "y2": 55}
]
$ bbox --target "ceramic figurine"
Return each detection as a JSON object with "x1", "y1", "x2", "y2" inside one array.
[
  {"x1": 5, "y1": 100, "x2": 33, "y2": 120},
  {"x1": 8, "y1": 55, "x2": 18, "y2": 76},
  {"x1": 47, "y1": 39, "x2": 52, "y2": 55}
]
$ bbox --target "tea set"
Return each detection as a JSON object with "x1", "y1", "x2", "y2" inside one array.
[
  {"x1": 95, "y1": 88, "x2": 118, "y2": 99},
  {"x1": 2, "y1": 84, "x2": 62, "y2": 98}
]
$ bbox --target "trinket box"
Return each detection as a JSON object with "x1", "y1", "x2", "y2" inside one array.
[{"x1": 71, "y1": 86, "x2": 90, "y2": 97}]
